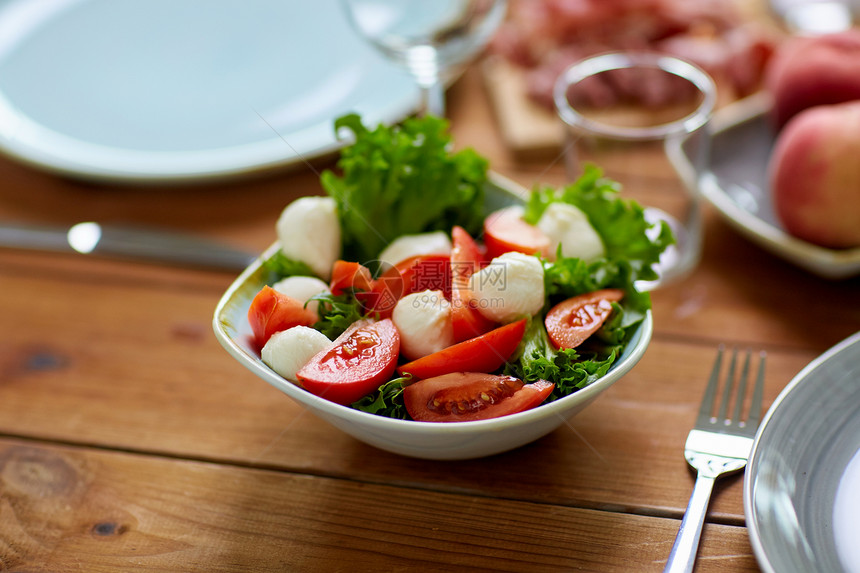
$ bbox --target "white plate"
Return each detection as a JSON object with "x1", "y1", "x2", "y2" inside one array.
[
  {"x1": 0, "y1": 0, "x2": 419, "y2": 183},
  {"x1": 670, "y1": 92, "x2": 860, "y2": 279},
  {"x1": 744, "y1": 331, "x2": 860, "y2": 573}
]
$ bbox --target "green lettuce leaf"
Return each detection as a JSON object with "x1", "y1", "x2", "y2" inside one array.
[
  {"x1": 261, "y1": 252, "x2": 316, "y2": 282},
  {"x1": 505, "y1": 310, "x2": 629, "y2": 402},
  {"x1": 524, "y1": 163, "x2": 673, "y2": 283},
  {"x1": 542, "y1": 256, "x2": 651, "y2": 317},
  {"x1": 320, "y1": 113, "x2": 488, "y2": 264},
  {"x1": 309, "y1": 292, "x2": 367, "y2": 340},
  {"x1": 351, "y1": 377, "x2": 411, "y2": 419}
]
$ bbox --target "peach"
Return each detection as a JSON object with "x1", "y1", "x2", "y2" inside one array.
[
  {"x1": 765, "y1": 29, "x2": 860, "y2": 129},
  {"x1": 769, "y1": 101, "x2": 860, "y2": 249}
]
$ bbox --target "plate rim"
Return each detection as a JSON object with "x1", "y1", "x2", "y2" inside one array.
[
  {"x1": 0, "y1": 0, "x2": 420, "y2": 183},
  {"x1": 743, "y1": 330, "x2": 860, "y2": 573}
]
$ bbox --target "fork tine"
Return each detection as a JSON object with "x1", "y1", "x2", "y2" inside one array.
[
  {"x1": 730, "y1": 350, "x2": 752, "y2": 423},
  {"x1": 716, "y1": 348, "x2": 738, "y2": 422},
  {"x1": 697, "y1": 345, "x2": 724, "y2": 422},
  {"x1": 745, "y1": 351, "x2": 767, "y2": 429}
]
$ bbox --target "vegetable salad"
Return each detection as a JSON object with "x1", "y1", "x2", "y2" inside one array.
[{"x1": 248, "y1": 114, "x2": 671, "y2": 422}]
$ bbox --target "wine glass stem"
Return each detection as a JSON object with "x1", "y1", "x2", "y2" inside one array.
[
  {"x1": 408, "y1": 45, "x2": 445, "y2": 117},
  {"x1": 421, "y1": 81, "x2": 445, "y2": 117}
]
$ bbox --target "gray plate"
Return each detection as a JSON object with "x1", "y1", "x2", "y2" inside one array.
[
  {"x1": 670, "y1": 93, "x2": 860, "y2": 279},
  {"x1": 744, "y1": 331, "x2": 860, "y2": 573}
]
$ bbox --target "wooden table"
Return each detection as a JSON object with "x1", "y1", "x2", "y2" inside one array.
[{"x1": 1, "y1": 65, "x2": 858, "y2": 572}]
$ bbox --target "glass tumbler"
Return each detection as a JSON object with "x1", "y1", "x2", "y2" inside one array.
[{"x1": 554, "y1": 51, "x2": 716, "y2": 290}]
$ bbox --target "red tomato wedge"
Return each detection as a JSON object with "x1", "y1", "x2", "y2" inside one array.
[
  {"x1": 404, "y1": 373, "x2": 554, "y2": 422},
  {"x1": 545, "y1": 289, "x2": 625, "y2": 350},
  {"x1": 371, "y1": 254, "x2": 452, "y2": 317},
  {"x1": 248, "y1": 286, "x2": 318, "y2": 348},
  {"x1": 329, "y1": 260, "x2": 375, "y2": 296},
  {"x1": 398, "y1": 319, "x2": 526, "y2": 380},
  {"x1": 483, "y1": 206, "x2": 551, "y2": 260},
  {"x1": 296, "y1": 319, "x2": 400, "y2": 405},
  {"x1": 450, "y1": 226, "x2": 496, "y2": 342}
]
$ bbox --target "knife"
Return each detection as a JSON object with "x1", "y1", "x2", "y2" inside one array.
[{"x1": 0, "y1": 221, "x2": 259, "y2": 272}]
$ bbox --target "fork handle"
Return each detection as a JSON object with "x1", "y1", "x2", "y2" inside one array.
[{"x1": 664, "y1": 472, "x2": 716, "y2": 573}]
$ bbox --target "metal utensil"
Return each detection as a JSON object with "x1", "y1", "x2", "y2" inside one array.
[
  {"x1": 0, "y1": 221, "x2": 257, "y2": 271},
  {"x1": 664, "y1": 346, "x2": 766, "y2": 573}
]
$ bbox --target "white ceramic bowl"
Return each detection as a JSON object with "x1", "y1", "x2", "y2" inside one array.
[{"x1": 212, "y1": 177, "x2": 652, "y2": 459}]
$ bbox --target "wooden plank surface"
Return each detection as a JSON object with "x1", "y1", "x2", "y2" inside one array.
[
  {"x1": 0, "y1": 255, "x2": 839, "y2": 522},
  {"x1": 0, "y1": 439, "x2": 758, "y2": 572}
]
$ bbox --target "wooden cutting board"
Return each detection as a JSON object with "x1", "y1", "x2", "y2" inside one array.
[
  {"x1": 481, "y1": 56, "x2": 567, "y2": 160},
  {"x1": 481, "y1": 1, "x2": 783, "y2": 160}
]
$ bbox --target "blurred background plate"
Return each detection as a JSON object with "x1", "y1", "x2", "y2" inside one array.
[
  {"x1": 671, "y1": 92, "x2": 860, "y2": 279},
  {"x1": 0, "y1": 0, "x2": 419, "y2": 183},
  {"x1": 744, "y1": 331, "x2": 860, "y2": 573}
]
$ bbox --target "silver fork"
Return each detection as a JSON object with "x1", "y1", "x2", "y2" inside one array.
[{"x1": 664, "y1": 346, "x2": 766, "y2": 573}]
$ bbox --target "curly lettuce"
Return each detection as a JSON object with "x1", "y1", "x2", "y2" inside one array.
[
  {"x1": 320, "y1": 114, "x2": 488, "y2": 264},
  {"x1": 351, "y1": 377, "x2": 411, "y2": 419},
  {"x1": 524, "y1": 163, "x2": 673, "y2": 284}
]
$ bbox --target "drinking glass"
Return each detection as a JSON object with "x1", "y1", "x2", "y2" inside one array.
[
  {"x1": 340, "y1": 0, "x2": 507, "y2": 117},
  {"x1": 554, "y1": 51, "x2": 716, "y2": 290}
]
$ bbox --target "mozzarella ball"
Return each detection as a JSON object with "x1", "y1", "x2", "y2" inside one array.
[
  {"x1": 271, "y1": 275, "x2": 330, "y2": 319},
  {"x1": 392, "y1": 290, "x2": 455, "y2": 361},
  {"x1": 378, "y1": 231, "x2": 452, "y2": 267},
  {"x1": 276, "y1": 196, "x2": 340, "y2": 280},
  {"x1": 469, "y1": 252, "x2": 545, "y2": 323},
  {"x1": 261, "y1": 326, "x2": 331, "y2": 382},
  {"x1": 537, "y1": 202, "x2": 605, "y2": 262}
]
